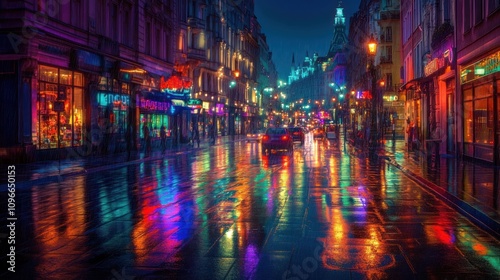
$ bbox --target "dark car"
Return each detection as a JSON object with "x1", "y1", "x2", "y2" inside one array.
[
  {"x1": 313, "y1": 127, "x2": 325, "y2": 139},
  {"x1": 288, "y1": 126, "x2": 305, "y2": 145},
  {"x1": 261, "y1": 127, "x2": 294, "y2": 154},
  {"x1": 246, "y1": 129, "x2": 265, "y2": 142}
]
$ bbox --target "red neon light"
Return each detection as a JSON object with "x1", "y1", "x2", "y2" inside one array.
[{"x1": 160, "y1": 75, "x2": 192, "y2": 91}]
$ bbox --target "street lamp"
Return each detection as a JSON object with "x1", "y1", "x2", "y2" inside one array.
[
  {"x1": 367, "y1": 34, "x2": 378, "y2": 154},
  {"x1": 229, "y1": 70, "x2": 239, "y2": 139},
  {"x1": 260, "y1": 87, "x2": 273, "y2": 127}
]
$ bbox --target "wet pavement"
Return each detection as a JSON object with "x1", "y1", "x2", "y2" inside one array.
[
  {"x1": 376, "y1": 138, "x2": 500, "y2": 240},
  {"x1": 1, "y1": 134, "x2": 500, "y2": 279}
]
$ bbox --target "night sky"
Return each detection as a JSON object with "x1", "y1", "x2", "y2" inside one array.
[{"x1": 254, "y1": 0, "x2": 362, "y2": 81}]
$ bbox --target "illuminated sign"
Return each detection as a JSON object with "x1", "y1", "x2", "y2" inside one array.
[
  {"x1": 383, "y1": 95, "x2": 399, "y2": 101},
  {"x1": 425, "y1": 57, "x2": 445, "y2": 76},
  {"x1": 461, "y1": 50, "x2": 500, "y2": 84},
  {"x1": 171, "y1": 99, "x2": 185, "y2": 106},
  {"x1": 160, "y1": 75, "x2": 192, "y2": 90},
  {"x1": 187, "y1": 98, "x2": 202, "y2": 109},
  {"x1": 97, "y1": 92, "x2": 129, "y2": 107},
  {"x1": 136, "y1": 95, "x2": 170, "y2": 112}
]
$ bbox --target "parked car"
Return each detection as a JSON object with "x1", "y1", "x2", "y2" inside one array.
[
  {"x1": 288, "y1": 126, "x2": 305, "y2": 145},
  {"x1": 246, "y1": 129, "x2": 264, "y2": 142},
  {"x1": 261, "y1": 127, "x2": 294, "y2": 154},
  {"x1": 313, "y1": 127, "x2": 325, "y2": 139}
]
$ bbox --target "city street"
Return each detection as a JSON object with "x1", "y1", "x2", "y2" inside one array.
[{"x1": 2, "y1": 134, "x2": 500, "y2": 279}]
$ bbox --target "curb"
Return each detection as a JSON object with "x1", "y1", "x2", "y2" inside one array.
[{"x1": 384, "y1": 156, "x2": 500, "y2": 240}]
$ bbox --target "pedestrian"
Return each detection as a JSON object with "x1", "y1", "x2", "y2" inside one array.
[
  {"x1": 194, "y1": 129, "x2": 200, "y2": 148},
  {"x1": 143, "y1": 124, "x2": 151, "y2": 155},
  {"x1": 160, "y1": 125, "x2": 167, "y2": 152},
  {"x1": 208, "y1": 122, "x2": 215, "y2": 144},
  {"x1": 406, "y1": 120, "x2": 414, "y2": 152},
  {"x1": 392, "y1": 121, "x2": 396, "y2": 142}
]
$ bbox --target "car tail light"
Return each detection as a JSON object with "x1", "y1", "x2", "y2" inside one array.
[
  {"x1": 281, "y1": 135, "x2": 289, "y2": 141},
  {"x1": 262, "y1": 135, "x2": 270, "y2": 141}
]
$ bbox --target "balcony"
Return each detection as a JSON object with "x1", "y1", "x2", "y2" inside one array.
[
  {"x1": 380, "y1": 10, "x2": 400, "y2": 20},
  {"x1": 187, "y1": 47, "x2": 206, "y2": 61},
  {"x1": 431, "y1": 22, "x2": 453, "y2": 49},
  {"x1": 187, "y1": 17, "x2": 205, "y2": 30},
  {"x1": 380, "y1": 56, "x2": 392, "y2": 64}
]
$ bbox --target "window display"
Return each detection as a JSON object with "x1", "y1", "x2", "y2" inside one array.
[
  {"x1": 140, "y1": 114, "x2": 169, "y2": 138},
  {"x1": 36, "y1": 65, "x2": 84, "y2": 149}
]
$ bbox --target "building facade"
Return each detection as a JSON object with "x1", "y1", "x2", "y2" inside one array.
[
  {"x1": 457, "y1": 0, "x2": 500, "y2": 163},
  {"x1": 0, "y1": 0, "x2": 268, "y2": 163},
  {"x1": 378, "y1": 0, "x2": 404, "y2": 138}
]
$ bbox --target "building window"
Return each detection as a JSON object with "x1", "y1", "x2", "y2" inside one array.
[
  {"x1": 59, "y1": 0, "x2": 70, "y2": 23},
  {"x1": 71, "y1": 0, "x2": 83, "y2": 28},
  {"x1": 97, "y1": 0, "x2": 106, "y2": 35},
  {"x1": 165, "y1": 28, "x2": 172, "y2": 63},
  {"x1": 464, "y1": 1, "x2": 472, "y2": 31},
  {"x1": 443, "y1": 0, "x2": 451, "y2": 23},
  {"x1": 146, "y1": 21, "x2": 152, "y2": 55},
  {"x1": 156, "y1": 28, "x2": 161, "y2": 58},
  {"x1": 385, "y1": 46, "x2": 393, "y2": 62},
  {"x1": 463, "y1": 84, "x2": 494, "y2": 146},
  {"x1": 386, "y1": 27, "x2": 392, "y2": 42},
  {"x1": 489, "y1": 0, "x2": 500, "y2": 14},
  {"x1": 37, "y1": 66, "x2": 84, "y2": 149},
  {"x1": 475, "y1": 0, "x2": 484, "y2": 25},
  {"x1": 111, "y1": 3, "x2": 119, "y2": 41},
  {"x1": 387, "y1": 0, "x2": 392, "y2": 7},
  {"x1": 123, "y1": 5, "x2": 133, "y2": 47},
  {"x1": 386, "y1": 73, "x2": 393, "y2": 90}
]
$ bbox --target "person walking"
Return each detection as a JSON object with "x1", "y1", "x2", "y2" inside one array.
[
  {"x1": 143, "y1": 124, "x2": 151, "y2": 155},
  {"x1": 208, "y1": 122, "x2": 215, "y2": 145},
  {"x1": 160, "y1": 125, "x2": 167, "y2": 152},
  {"x1": 194, "y1": 128, "x2": 200, "y2": 148}
]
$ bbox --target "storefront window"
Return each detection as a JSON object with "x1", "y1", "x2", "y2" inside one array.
[
  {"x1": 497, "y1": 81, "x2": 500, "y2": 136},
  {"x1": 97, "y1": 91, "x2": 129, "y2": 139},
  {"x1": 474, "y1": 98, "x2": 493, "y2": 145},
  {"x1": 464, "y1": 101, "x2": 473, "y2": 143},
  {"x1": 37, "y1": 65, "x2": 84, "y2": 149},
  {"x1": 140, "y1": 114, "x2": 169, "y2": 138},
  {"x1": 475, "y1": 83, "x2": 493, "y2": 99},
  {"x1": 463, "y1": 88, "x2": 473, "y2": 101}
]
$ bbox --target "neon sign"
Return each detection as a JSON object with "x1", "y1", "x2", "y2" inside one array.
[
  {"x1": 97, "y1": 92, "x2": 129, "y2": 107},
  {"x1": 137, "y1": 96, "x2": 170, "y2": 112}
]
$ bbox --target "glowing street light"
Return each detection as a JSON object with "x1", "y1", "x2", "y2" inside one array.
[{"x1": 367, "y1": 33, "x2": 379, "y2": 154}]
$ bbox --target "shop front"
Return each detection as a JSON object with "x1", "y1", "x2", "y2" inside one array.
[
  {"x1": 137, "y1": 92, "x2": 171, "y2": 149},
  {"x1": 460, "y1": 49, "x2": 500, "y2": 163},
  {"x1": 187, "y1": 98, "x2": 203, "y2": 137},
  {"x1": 95, "y1": 88, "x2": 131, "y2": 154},
  {"x1": 160, "y1": 73, "x2": 192, "y2": 145},
  {"x1": 36, "y1": 65, "x2": 85, "y2": 151},
  {"x1": 205, "y1": 102, "x2": 225, "y2": 137}
]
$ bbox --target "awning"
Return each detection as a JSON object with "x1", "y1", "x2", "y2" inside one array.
[{"x1": 399, "y1": 76, "x2": 433, "y2": 91}]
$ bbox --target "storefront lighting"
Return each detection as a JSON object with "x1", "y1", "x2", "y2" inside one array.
[{"x1": 475, "y1": 68, "x2": 485, "y2": 75}]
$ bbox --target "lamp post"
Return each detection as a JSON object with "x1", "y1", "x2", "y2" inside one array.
[
  {"x1": 367, "y1": 34, "x2": 378, "y2": 155},
  {"x1": 261, "y1": 87, "x2": 273, "y2": 127},
  {"x1": 229, "y1": 70, "x2": 239, "y2": 140}
]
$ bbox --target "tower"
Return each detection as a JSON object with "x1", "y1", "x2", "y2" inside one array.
[{"x1": 328, "y1": 1, "x2": 348, "y2": 57}]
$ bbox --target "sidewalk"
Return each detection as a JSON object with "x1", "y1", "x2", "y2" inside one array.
[
  {"x1": 376, "y1": 138, "x2": 500, "y2": 240},
  {"x1": 0, "y1": 135, "x2": 242, "y2": 189}
]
